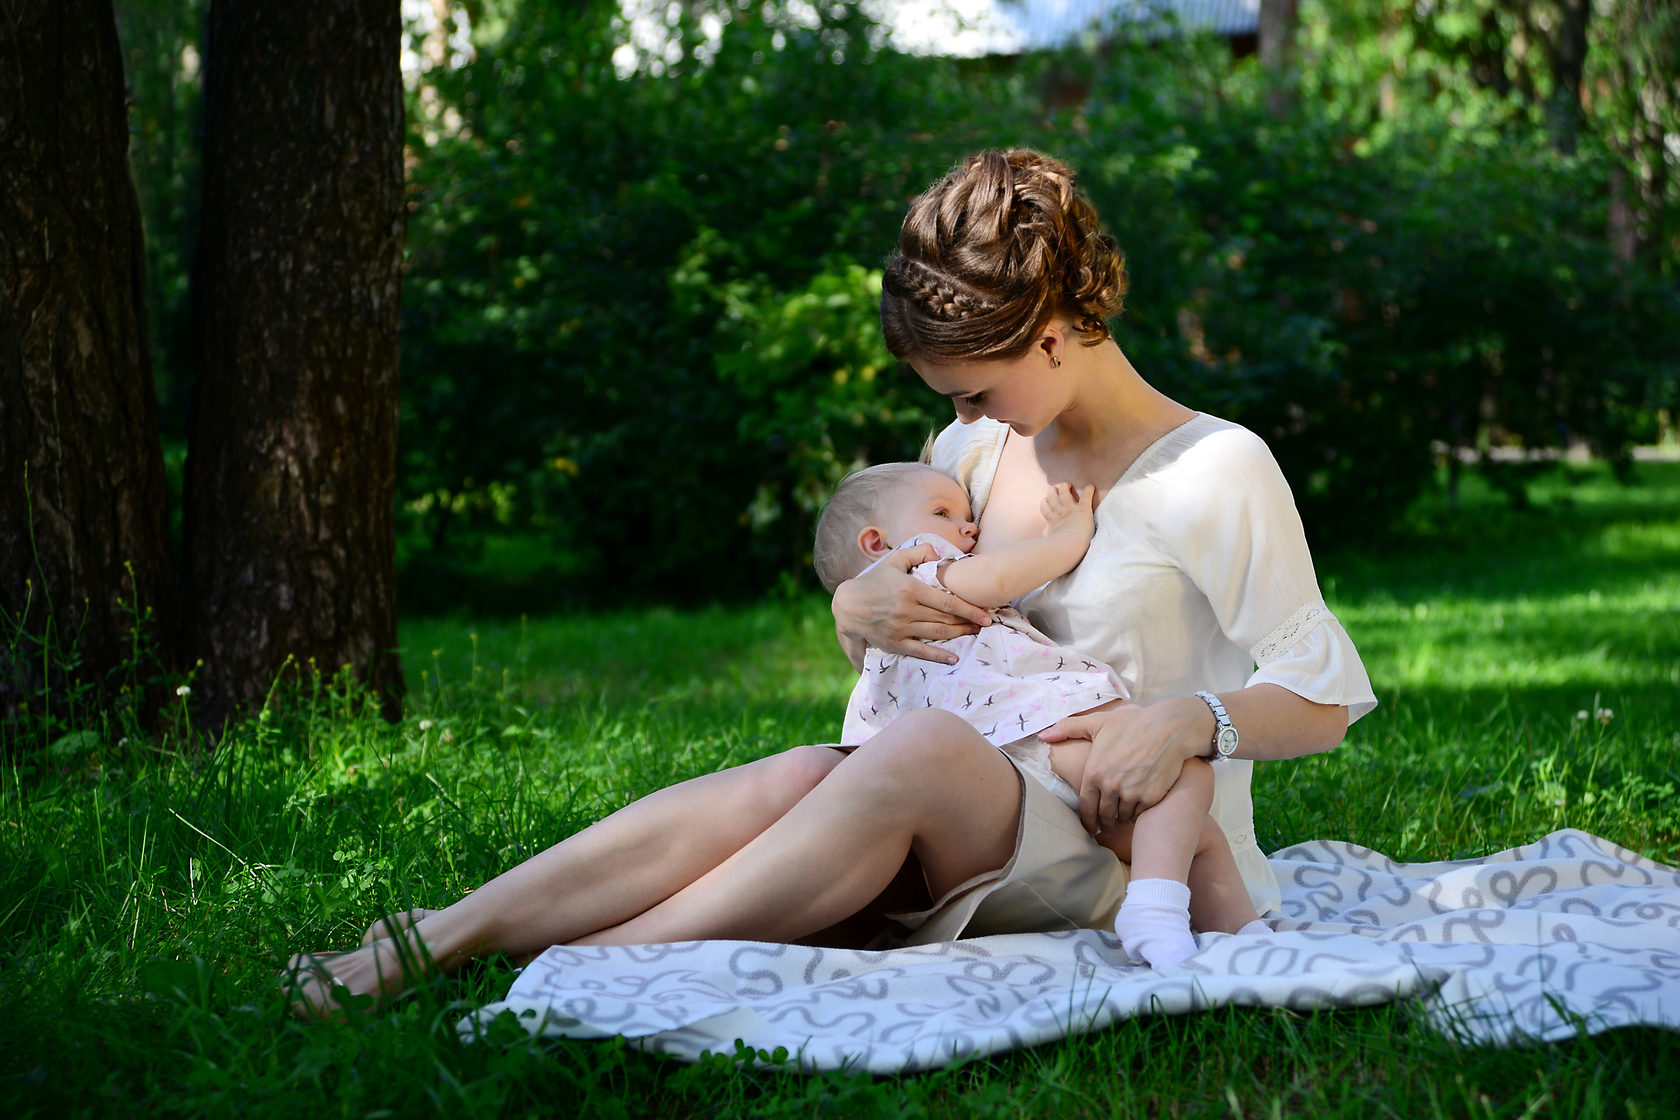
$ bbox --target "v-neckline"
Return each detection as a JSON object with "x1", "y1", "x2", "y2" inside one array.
[{"x1": 986, "y1": 412, "x2": 1208, "y2": 514}]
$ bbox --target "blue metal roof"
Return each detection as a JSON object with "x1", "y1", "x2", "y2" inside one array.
[{"x1": 874, "y1": 0, "x2": 1259, "y2": 56}]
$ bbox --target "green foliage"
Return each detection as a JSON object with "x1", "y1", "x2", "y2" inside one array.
[
  {"x1": 707, "y1": 258, "x2": 943, "y2": 571},
  {"x1": 397, "y1": 0, "x2": 1043, "y2": 601},
  {"x1": 112, "y1": 0, "x2": 1680, "y2": 601}
]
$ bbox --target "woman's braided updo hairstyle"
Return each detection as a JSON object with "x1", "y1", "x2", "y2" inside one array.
[{"x1": 880, "y1": 149, "x2": 1127, "y2": 364}]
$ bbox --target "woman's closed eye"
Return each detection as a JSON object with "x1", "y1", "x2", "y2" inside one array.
[{"x1": 961, "y1": 392, "x2": 987, "y2": 409}]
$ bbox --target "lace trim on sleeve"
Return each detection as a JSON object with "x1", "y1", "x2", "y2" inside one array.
[{"x1": 1251, "y1": 601, "x2": 1334, "y2": 667}]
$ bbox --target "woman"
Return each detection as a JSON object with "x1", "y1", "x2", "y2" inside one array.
[{"x1": 289, "y1": 149, "x2": 1375, "y2": 1016}]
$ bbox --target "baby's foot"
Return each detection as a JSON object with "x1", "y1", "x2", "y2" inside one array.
[
  {"x1": 283, "y1": 935, "x2": 433, "y2": 1021},
  {"x1": 1112, "y1": 878, "x2": 1198, "y2": 969},
  {"x1": 361, "y1": 909, "x2": 436, "y2": 947}
]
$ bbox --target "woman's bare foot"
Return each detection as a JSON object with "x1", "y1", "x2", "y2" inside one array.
[
  {"x1": 361, "y1": 909, "x2": 436, "y2": 947},
  {"x1": 284, "y1": 933, "x2": 434, "y2": 1021}
]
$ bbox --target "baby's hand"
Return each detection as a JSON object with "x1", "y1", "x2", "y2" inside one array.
[{"x1": 1041, "y1": 482, "x2": 1096, "y2": 543}]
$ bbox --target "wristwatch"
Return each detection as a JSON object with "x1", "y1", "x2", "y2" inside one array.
[{"x1": 1195, "y1": 691, "x2": 1238, "y2": 760}]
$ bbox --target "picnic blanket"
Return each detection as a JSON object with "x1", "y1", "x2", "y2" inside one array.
[{"x1": 459, "y1": 829, "x2": 1680, "y2": 1072}]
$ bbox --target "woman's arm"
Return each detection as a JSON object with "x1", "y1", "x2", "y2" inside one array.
[
  {"x1": 1042, "y1": 684, "x2": 1348, "y2": 834},
  {"x1": 939, "y1": 484, "x2": 1095, "y2": 608}
]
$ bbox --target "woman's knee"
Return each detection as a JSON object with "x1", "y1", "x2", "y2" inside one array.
[
  {"x1": 852, "y1": 709, "x2": 995, "y2": 774},
  {"x1": 752, "y1": 744, "x2": 846, "y2": 802}
]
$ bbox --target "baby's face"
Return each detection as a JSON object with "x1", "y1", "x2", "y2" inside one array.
[{"x1": 876, "y1": 470, "x2": 978, "y2": 553}]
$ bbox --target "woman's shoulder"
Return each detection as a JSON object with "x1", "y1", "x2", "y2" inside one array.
[
  {"x1": 1125, "y1": 415, "x2": 1301, "y2": 542},
  {"x1": 1169, "y1": 413, "x2": 1274, "y2": 466},
  {"x1": 1142, "y1": 414, "x2": 1289, "y2": 494}
]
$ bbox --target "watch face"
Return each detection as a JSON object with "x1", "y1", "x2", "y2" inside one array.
[{"x1": 1215, "y1": 727, "x2": 1239, "y2": 757}]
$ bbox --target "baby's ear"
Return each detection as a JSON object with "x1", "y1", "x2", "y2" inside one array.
[{"x1": 858, "y1": 526, "x2": 892, "y2": 559}]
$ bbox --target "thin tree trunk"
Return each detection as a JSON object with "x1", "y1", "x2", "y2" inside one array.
[
  {"x1": 1547, "y1": 0, "x2": 1591, "y2": 154},
  {"x1": 185, "y1": 0, "x2": 404, "y2": 725},
  {"x1": 1259, "y1": 0, "x2": 1299, "y2": 118},
  {"x1": 0, "y1": 0, "x2": 176, "y2": 734}
]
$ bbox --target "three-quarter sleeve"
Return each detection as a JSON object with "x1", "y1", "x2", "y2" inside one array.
[{"x1": 1166, "y1": 426, "x2": 1378, "y2": 724}]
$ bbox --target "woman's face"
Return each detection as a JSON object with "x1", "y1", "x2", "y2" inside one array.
[{"x1": 913, "y1": 337, "x2": 1066, "y2": 437}]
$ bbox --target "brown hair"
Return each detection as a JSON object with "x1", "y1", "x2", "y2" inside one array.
[
  {"x1": 879, "y1": 149, "x2": 1127, "y2": 364},
  {"x1": 812, "y1": 462, "x2": 949, "y2": 593}
]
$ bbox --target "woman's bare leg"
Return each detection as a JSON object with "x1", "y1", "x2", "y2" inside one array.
[
  {"x1": 571, "y1": 708, "x2": 1021, "y2": 947},
  {"x1": 288, "y1": 743, "x2": 847, "y2": 1016},
  {"x1": 575, "y1": 709, "x2": 1020, "y2": 946},
  {"x1": 362, "y1": 910, "x2": 433, "y2": 946}
]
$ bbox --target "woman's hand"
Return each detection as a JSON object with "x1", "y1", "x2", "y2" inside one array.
[
  {"x1": 1040, "y1": 696, "x2": 1212, "y2": 834},
  {"x1": 832, "y1": 543, "x2": 990, "y2": 665}
]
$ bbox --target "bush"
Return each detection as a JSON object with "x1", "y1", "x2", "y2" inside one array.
[{"x1": 385, "y1": 3, "x2": 1680, "y2": 594}]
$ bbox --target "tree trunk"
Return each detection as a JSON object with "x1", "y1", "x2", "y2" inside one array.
[
  {"x1": 185, "y1": 0, "x2": 404, "y2": 725},
  {"x1": 0, "y1": 0, "x2": 176, "y2": 734},
  {"x1": 1258, "y1": 0, "x2": 1299, "y2": 118},
  {"x1": 1546, "y1": 0, "x2": 1591, "y2": 154}
]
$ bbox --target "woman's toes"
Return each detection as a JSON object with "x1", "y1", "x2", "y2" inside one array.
[{"x1": 282, "y1": 952, "x2": 359, "y2": 1021}]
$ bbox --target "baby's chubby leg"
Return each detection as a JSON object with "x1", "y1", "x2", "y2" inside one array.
[
  {"x1": 1106, "y1": 757, "x2": 1214, "y2": 968},
  {"x1": 1041, "y1": 698, "x2": 1122, "y2": 815},
  {"x1": 1043, "y1": 738, "x2": 1091, "y2": 803},
  {"x1": 1186, "y1": 815, "x2": 1264, "y2": 936}
]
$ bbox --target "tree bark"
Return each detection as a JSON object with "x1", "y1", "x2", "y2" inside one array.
[
  {"x1": 1544, "y1": 0, "x2": 1591, "y2": 154},
  {"x1": 185, "y1": 0, "x2": 404, "y2": 724},
  {"x1": 0, "y1": 0, "x2": 176, "y2": 732},
  {"x1": 1258, "y1": 0, "x2": 1300, "y2": 118}
]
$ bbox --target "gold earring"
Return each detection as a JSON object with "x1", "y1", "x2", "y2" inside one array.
[{"x1": 1049, "y1": 355, "x2": 1062, "y2": 369}]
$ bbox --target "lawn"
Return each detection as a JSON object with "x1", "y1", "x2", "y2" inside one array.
[{"x1": 3, "y1": 461, "x2": 1678, "y2": 1117}]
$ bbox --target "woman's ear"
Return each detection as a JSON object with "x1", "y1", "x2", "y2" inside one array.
[
  {"x1": 858, "y1": 526, "x2": 892, "y2": 559},
  {"x1": 1036, "y1": 323, "x2": 1066, "y2": 367}
]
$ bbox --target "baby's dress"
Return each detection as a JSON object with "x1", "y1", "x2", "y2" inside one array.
[{"x1": 841, "y1": 533, "x2": 1128, "y2": 811}]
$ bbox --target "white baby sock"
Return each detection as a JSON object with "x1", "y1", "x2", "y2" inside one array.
[
  {"x1": 1112, "y1": 878, "x2": 1197, "y2": 969},
  {"x1": 1237, "y1": 918, "x2": 1272, "y2": 937}
]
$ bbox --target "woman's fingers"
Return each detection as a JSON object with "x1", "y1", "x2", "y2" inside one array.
[
  {"x1": 1039, "y1": 714, "x2": 1097, "y2": 744},
  {"x1": 1055, "y1": 706, "x2": 1181, "y2": 833},
  {"x1": 832, "y1": 538, "x2": 989, "y2": 662},
  {"x1": 884, "y1": 541, "x2": 941, "y2": 572},
  {"x1": 907, "y1": 576, "x2": 989, "y2": 630},
  {"x1": 879, "y1": 543, "x2": 988, "y2": 628}
]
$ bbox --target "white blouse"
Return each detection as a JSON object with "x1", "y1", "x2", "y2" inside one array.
[{"x1": 931, "y1": 413, "x2": 1377, "y2": 913}]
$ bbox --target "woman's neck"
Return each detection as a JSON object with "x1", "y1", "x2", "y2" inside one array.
[{"x1": 1037, "y1": 341, "x2": 1192, "y2": 458}]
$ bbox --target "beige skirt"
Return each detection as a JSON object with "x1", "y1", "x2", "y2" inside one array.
[{"x1": 889, "y1": 754, "x2": 1130, "y2": 944}]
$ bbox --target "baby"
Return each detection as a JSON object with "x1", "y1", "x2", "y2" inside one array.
[{"x1": 814, "y1": 462, "x2": 1270, "y2": 967}]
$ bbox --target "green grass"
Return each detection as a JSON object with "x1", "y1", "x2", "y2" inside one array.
[{"x1": 3, "y1": 462, "x2": 1680, "y2": 1117}]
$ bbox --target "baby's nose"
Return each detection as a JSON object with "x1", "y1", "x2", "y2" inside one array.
[{"x1": 961, "y1": 520, "x2": 978, "y2": 539}]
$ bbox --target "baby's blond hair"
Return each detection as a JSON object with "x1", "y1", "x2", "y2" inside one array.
[{"x1": 812, "y1": 462, "x2": 952, "y2": 593}]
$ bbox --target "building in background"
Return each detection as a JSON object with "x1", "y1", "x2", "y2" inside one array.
[{"x1": 868, "y1": 0, "x2": 1259, "y2": 57}]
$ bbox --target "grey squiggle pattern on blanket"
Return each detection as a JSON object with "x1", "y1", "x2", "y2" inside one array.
[{"x1": 459, "y1": 830, "x2": 1680, "y2": 1072}]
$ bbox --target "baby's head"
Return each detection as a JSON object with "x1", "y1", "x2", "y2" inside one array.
[{"x1": 813, "y1": 463, "x2": 978, "y2": 592}]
